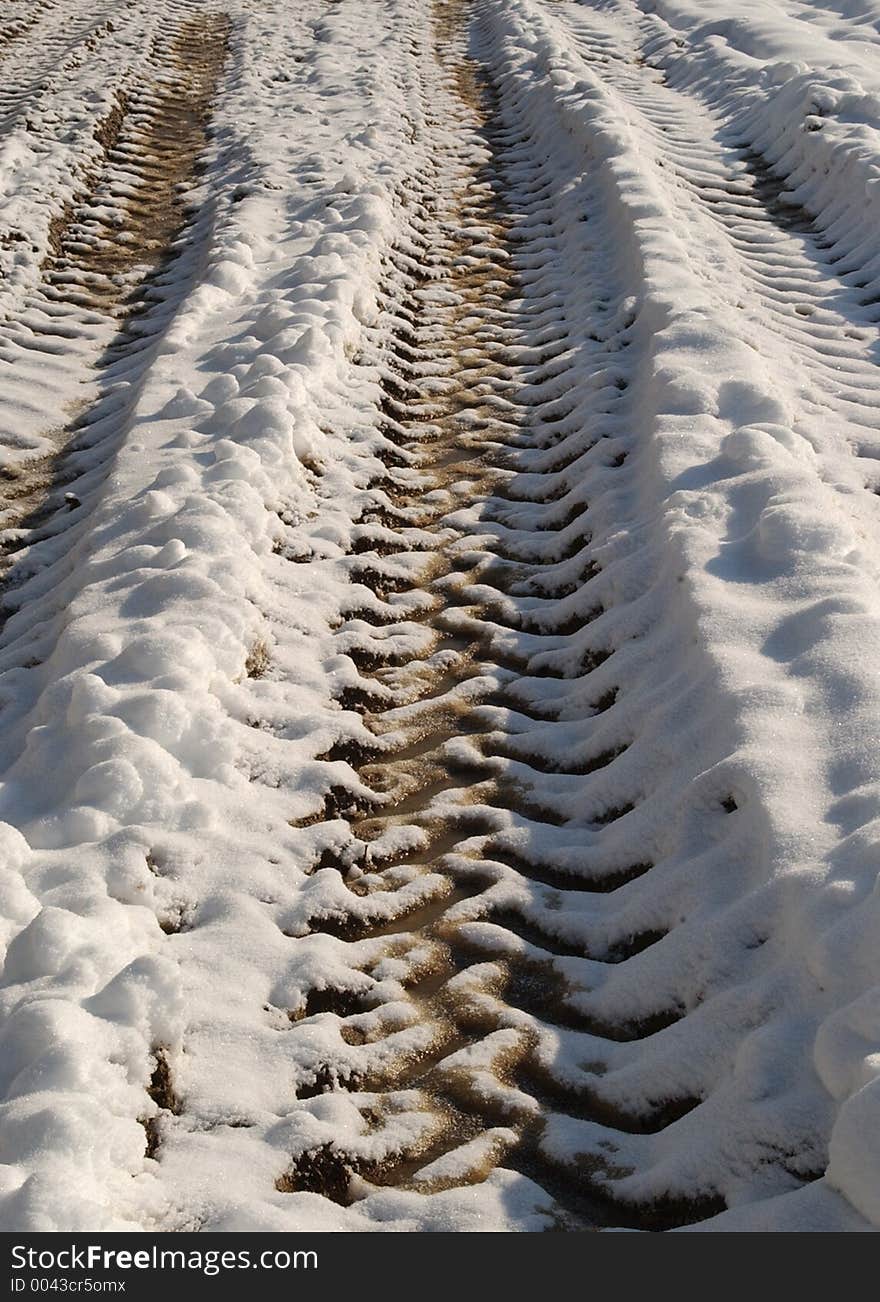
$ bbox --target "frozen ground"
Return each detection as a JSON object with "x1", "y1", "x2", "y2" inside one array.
[{"x1": 1, "y1": 0, "x2": 880, "y2": 1232}]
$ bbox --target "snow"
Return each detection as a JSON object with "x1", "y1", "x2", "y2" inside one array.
[{"x1": 1, "y1": 0, "x2": 880, "y2": 1233}]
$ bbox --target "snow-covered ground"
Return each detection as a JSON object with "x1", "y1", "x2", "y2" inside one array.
[{"x1": 2, "y1": 0, "x2": 880, "y2": 1232}]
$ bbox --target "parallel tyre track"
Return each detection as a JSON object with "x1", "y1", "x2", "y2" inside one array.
[
  {"x1": 0, "y1": 12, "x2": 230, "y2": 640},
  {"x1": 276, "y1": 0, "x2": 735, "y2": 1231}
]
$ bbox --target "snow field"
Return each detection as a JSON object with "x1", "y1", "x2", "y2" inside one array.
[{"x1": 1, "y1": 0, "x2": 880, "y2": 1233}]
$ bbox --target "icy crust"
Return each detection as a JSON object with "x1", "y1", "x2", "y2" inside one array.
[
  {"x1": 484, "y1": 0, "x2": 880, "y2": 1231},
  {"x1": 0, "y1": 0, "x2": 555, "y2": 1232}
]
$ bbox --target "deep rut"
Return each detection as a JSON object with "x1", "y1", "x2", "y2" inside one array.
[{"x1": 278, "y1": 0, "x2": 723, "y2": 1231}]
